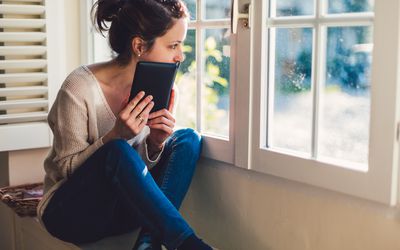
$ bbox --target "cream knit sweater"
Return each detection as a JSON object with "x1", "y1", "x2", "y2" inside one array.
[{"x1": 37, "y1": 65, "x2": 163, "y2": 224}]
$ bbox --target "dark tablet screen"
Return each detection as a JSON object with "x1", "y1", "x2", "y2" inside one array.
[{"x1": 129, "y1": 61, "x2": 180, "y2": 112}]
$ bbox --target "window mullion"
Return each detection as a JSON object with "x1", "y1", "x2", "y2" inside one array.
[
  {"x1": 313, "y1": 24, "x2": 328, "y2": 159},
  {"x1": 195, "y1": 0, "x2": 202, "y2": 133},
  {"x1": 195, "y1": 27, "x2": 203, "y2": 132},
  {"x1": 312, "y1": 0, "x2": 322, "y2": 159},
  {"x1": 266, "y1": 28, "x2": 275, "y2": 148},
  {"x1": 188, "y1": 20, "x2": 230, "y2": 28},
  {"x1": 197, "y1": 0, "x2": 203, "y2": 21},
  {"x1": 268, "y1": 17, "x2": 373, "y2": 29}
]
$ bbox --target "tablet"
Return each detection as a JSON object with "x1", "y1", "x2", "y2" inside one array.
[{"x1": 129, "y1": 61, "x2": 180, "y2": 112}]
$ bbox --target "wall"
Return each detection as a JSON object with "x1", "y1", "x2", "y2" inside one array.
[
  {"x1": 181, "y1": 158, "x2": 400, "y2": 250},
  {"x1": 63, "y1": 0, "x2": 81, "y2": 73}
]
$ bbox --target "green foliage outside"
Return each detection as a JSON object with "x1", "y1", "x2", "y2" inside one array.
[{"x1": 175, "y1": 30, "x2": 230, "y2": 136}]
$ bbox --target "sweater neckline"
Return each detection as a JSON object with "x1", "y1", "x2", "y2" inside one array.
[{"x1": 82, "y1": 65, "x2": 116, "y2": 121}]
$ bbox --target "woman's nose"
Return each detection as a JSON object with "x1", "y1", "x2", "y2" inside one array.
[{"x1": 174, "y1": 49, "x2": 185, "y2": 63}]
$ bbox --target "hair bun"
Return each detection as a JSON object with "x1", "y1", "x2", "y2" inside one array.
[{"x1": 92, "y1": 0, "x2": 127, "y2": 33}]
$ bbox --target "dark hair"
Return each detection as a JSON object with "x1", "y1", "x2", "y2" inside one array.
[{"x1": 92, "y1": 0, "x2": 189, "y2": 65}]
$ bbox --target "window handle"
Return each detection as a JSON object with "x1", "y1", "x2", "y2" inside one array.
[{"x1": 231, "y1": 1, "x2": 252, "y2": 34}]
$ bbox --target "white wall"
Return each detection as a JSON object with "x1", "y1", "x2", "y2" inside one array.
[
  {"x1": 64, "y1": 0, "x2": 81, "y2": 73},
  {"x1": 182, "y1": 158, "x2": 400, "y2": 250}
]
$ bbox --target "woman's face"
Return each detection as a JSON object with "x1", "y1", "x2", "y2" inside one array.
[{"x1": 140, "y1": 18, "x2": 188, "y2": 63}]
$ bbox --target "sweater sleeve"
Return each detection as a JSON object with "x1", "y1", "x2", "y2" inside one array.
[
  {"x1": 49, "y1": 87, "x2": 104, "y2": 178},
  {"x1": 130, "y1": 127, "x2": 164, "y2": 169},
  {"x1": 134, "y1": 134, "x2": 164, "y2": 169}
]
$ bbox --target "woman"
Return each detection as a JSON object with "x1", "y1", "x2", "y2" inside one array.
[{"x1": 36, "y1": 0, "x2": 213, "y2": 249}]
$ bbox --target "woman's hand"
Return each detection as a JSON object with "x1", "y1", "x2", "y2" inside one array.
[
  {"x1": 146, "y1": 89, "x2": 176, "y2": 151},
  {"x1": 103, "y1": 91, "x2": 154, "y2": 143}
]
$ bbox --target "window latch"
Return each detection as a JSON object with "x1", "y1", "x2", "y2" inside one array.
[{"x1": 231, "y1": 1, "x2": 252, "y2": 34}]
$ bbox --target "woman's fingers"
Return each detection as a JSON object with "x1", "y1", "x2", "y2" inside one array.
[
  {"x1": 148, "y1": 123, "x2": 173, "y2": 134},
  {"x1": 119, "y1": 91, "x2": 145, "y2": 120},
  {"x1": 131, "y1": 95, "x2": 153, "y2": 117},
  {"x1": 147, "y1": 115, "x2": 174, "y2": 127},
  {"x1": 134, "y1": 101, "x2": 154, "y2": 124},
  {"x1": 127, "y1": 100, "x2": 154, "y2": 125},
  {"x1": 123, "y1": 101, "x2": 153, "y2": 135},
  {"x1": 148, "y1": 109, "x2": 175, "y2": 123}
]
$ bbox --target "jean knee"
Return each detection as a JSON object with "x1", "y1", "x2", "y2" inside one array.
[
  {"x1": 101, "y1": 139, "x2": 143, "y2": 173},
  {"x1": 170, "y1": 128, "x2": 202, "y2": 156},
  {"x1": 104, "y1": 139, "x2": 141, "y2": 156}
]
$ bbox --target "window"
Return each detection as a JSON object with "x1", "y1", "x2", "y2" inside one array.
[
  {"x1": 246, "y1": 0, "x2": 400, "y2": 205},
  {"x1": 82, "y1": 0, "x2": 235, "y2": 163},
  {"x1": 0, "y1": 0, "x2": 65, "y2": 151},
  {"x1": 266, "y1": 1, "x2": 373, "y2": 168}
]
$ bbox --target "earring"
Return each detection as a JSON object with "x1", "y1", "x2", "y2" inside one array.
[{"x1": 137, "y1": 53, "x2": 141, "y2": 58}]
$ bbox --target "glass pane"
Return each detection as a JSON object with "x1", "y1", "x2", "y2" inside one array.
[
  {"x1": 202, "y1": 29, "x2": 230, "y2": 137},
  {"x1": 328, "y1": 0, "x2": 374, "y2": 14},
  {"x1": 204, "y1": 0, "x2": 231, "y2": 20},
  {"x1": 319, "y1": 26, "x2": 373, "y2": 165},
  {"x1": 176, "y1": 29, "x2": 196, "y2": 129},
  {"x1": 268, "y1": 28, "x2": 313, "y2": 154},
  {"x1": 183, "y1": 0, "x2": 196, "y2": 20},
  {"x1": 274, "y1": 0, "x2": 314, "y2": 17}
]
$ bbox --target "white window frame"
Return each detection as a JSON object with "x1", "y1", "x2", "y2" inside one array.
[
  {"x1": 80, "y1": 0, "x2": 236, "y2": 164},
  {"x1": 244, "y1": 0, "x2": 400, "y2": 205},
  {"x1": 187, "y1": 1, "x2": 235, "y2": 163}
]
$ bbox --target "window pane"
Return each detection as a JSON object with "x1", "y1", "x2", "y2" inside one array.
[
  {"x1": 273, "y1": 0, "x2": 314, "y2": 17},
  {"x1": 202, "y1": 29, "x2": 230, "y2": 137},
  {"x1": 268, "y1": 28, "x2": 313, "y2": 154},
  {"x1": 183, "y1": 0, "x2": 196, "y2": 20},
  {"x1": 204, "y1": 0, "x2": 231, "y2": 20},
  {"x1": 328, "y1": 0, "x2": 374, "y2": 14},
  {"x1": 319, "y1": 26, "x2": 373, "y2": 165},
  {"x1": 176, "y1": 29, "x2": 196, "y2": 129}
]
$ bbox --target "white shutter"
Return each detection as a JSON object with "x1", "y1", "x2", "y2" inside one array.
[{"x1": 0, "y1": 0, "x2": 55, "y2": 151}]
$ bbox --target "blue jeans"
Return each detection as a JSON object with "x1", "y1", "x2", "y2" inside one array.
[{"x1": 42, "y1": 128, "x2": 202, "y2": 250}]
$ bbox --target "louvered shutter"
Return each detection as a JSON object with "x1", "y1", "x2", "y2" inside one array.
[{"x1": 0, "y1": 0, "x2": 61, "y2": 151}]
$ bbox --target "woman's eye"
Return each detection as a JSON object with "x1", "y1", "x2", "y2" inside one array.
[{"x1": 171, "y1": 44, "x2": 179, "y2": 49}]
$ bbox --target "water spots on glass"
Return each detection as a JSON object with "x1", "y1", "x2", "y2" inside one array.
[{"x1": 269, "y1": 28, "x2": 313, "y2": 153}]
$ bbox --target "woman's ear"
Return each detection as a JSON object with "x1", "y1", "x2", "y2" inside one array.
[{"x1": 131, "y1": 37, "x2": 145, "y2": 57}]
